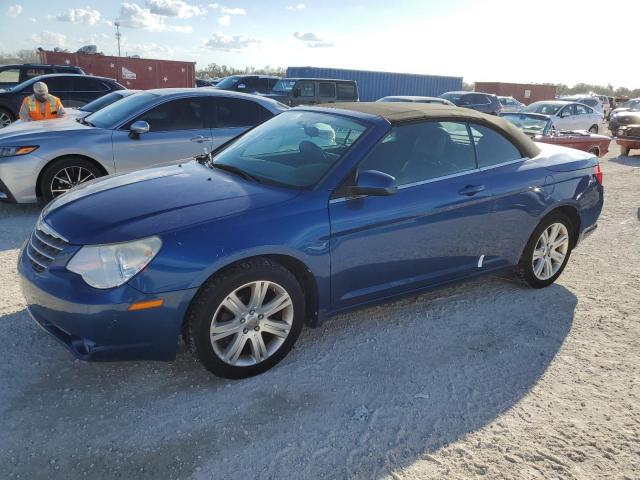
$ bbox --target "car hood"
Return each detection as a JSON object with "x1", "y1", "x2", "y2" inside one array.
[
  {"x1": 0, "y1": 117, "x2": 93, "y2": 142},
  {"x1": 42, "y1": 161, "x2": 300, "y2": 245}
]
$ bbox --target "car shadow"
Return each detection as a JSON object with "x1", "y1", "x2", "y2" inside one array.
[
  {"x1": 0, "y1": 203, "x2": 41, "y2": 251},
  {"x1": 1, "y1": 275, "x2": 577, "y2": 479},
  {"x1": 608, "y1": 154, "x2": 640, "y2": 167}
]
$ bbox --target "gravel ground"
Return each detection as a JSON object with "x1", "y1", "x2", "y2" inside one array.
[{"x1": 0, "y1": 143, "x2": 638, "y2": 480}]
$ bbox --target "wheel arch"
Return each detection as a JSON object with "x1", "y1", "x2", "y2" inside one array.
[
  {"x1": 35, "y1": 154, "x2": 109, "y2": 198},
  {"x1": 184, "y1": 254, "x2": 320, "y2": 329}
]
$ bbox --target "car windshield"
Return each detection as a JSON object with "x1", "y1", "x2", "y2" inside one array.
[
  {"x1": 621, "y1": 99, "x2": 640, "y2": 109},
  {"x1": 215, "y1": 76, "x2": 240, "y2": 89},
  {"x1": 271, "y1": 80, "x2": 297, "y2": 94},
  {"x1": 79, "y1": 91, "x2": 132, "y2": 112},
  {"x1": 501, "y1": 114, "x2": 549, "y2": 135},
  {"x1": 439, "y1": 92, "x2": 463, "y2": 102},
  {"x1": 211, "y1": 111, "x2": 368, "y2": 188},
  {"x1": 525, "y1": 102, "x2": 563, "y2": 115},
  {"x1": 84, "y1": 92, "x2": 158, "y2": 128},
  {"x1": 6, "y1": 77, "x2": 36, "y2": 92}
]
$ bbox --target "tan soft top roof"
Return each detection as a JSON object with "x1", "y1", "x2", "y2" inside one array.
[{"x1": 319, "y1": 102, "x2": 541, "y2": 158}]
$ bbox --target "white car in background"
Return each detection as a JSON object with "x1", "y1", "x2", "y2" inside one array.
[
  {"x1": 524, "y1": 100, "x2": 602, "y2": 133},
  {"x1": 559, "y1": 95, "x2": 607, "y2": 118},
  {"x1": 498, "y1": 96, "x2": 525, "y2": 113}
]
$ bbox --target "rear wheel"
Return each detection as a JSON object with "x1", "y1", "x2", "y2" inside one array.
[
  {"x1": 588, "y1": 125, "x2": 599, "y2": 133},
  {"x1": 517, "y1": 213, "x2": 574, "y2": 288},
  {"x1": 185, "y1": 258, "x2": 305, "y2": 379},
  {"x1": 39, "y1": 157, "x2": 104, "y2": 203},
  {"x1": 0, "y1": 108, "x2": 14, "y2": 128}
]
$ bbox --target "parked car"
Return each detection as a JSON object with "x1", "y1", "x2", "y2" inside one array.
[
  {"x1": 559, "y1": 95, "x2": 606, "y2": 118},
  {"x1": 609, "y1": 98, "x2": 640, "y2": 120},
  {"x1": 377, "y1": 96, "x2": 454, "y2": 105},
  {"x1": 609, "y1": 111, "x2": 640, "y2": 137},
  {"x1": 0, "y1": 89, "x2": 288, "y2": 203},
  {"x1": 439, "y1": 91, "x2": 502, "y2": 115},
  {"x1": 18, "y1": 103, "x2": 603, "y2": 378},
  {"x1": 214, "y1": 75, "x2": 280, "y2": 94},
  {"x1": 195, "y1": 78, "x2": 219, "y2": 88},
  {"x1": 0, "y1": 63, "x2": 85, "y2": 89},
  {"x1": 498, "y1": 96, "x2": 525, "y2": 113},
  {"x1": 0, "y1": 74, "x2": 125, "y2": 128},
  {"x1": 501, "y1": 112, "x2": 610, "y2": 157},
  {"x1": 524, "y1": 101, "x2": 602, "y2": 133},
  {"x1": 265, "y1": 78, "x2": 358, "y2": 106},
  {"x1": 56, "y1": 90, "x2": 140, "y2": 121},
  {"x1": 615, "y1": 123, "x2": 640, "y2": 156}
]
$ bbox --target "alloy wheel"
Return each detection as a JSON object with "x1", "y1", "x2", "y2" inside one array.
[
  {"x1": 210, "y1": 281, "x2": 293, "y2": 367},
  {"x1": 0, "y1": 112, "x2": 12, "y2": 128},
  {"x1": 50, "y1": 166, "x2": 96, "y2": 197},
  {"x1": 531, "y1": 222, "x2": 569, "y2": 281}
]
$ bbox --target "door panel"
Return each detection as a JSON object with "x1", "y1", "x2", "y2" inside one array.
[
  {"x1": 329, "y1": 173, "x2": 493, "y2": 309},
  {"x1": 112, "y1": 97, "x2": 212, "y2": 172}
]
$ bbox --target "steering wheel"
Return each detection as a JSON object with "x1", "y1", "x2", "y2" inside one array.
[{"x1": 299, "y1": 140, "x2": 328, "y2": 163}]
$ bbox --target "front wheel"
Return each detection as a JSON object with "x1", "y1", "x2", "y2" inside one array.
[
  {"x1": 185, "y1": 258, "x2": 305, "y2": 379},
  {"x1": 0, "y1": 108, "x2": 14, "y2": 128},
  {"x1": 517, "y1": 213, "x2": 574, "y2": 288},
  {"x1": 588, "y1": 125, "x2": 599, "y2": 133},
  {"x1": 39, "y1": 157, "x2": 104, "y2": 202}
]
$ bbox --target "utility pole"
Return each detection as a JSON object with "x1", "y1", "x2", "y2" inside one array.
[{"x1": 115, "y1": 22, "x2": 121, "y2": 57}]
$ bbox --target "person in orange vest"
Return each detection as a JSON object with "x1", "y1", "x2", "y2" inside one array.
[{"x1": 18, "y1": 81, "x2": 66, "y2": 122}]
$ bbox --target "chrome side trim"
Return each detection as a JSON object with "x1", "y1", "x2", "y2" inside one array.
[{"x1": 479, "y1": 157, "x2": 528, "y2": 172}]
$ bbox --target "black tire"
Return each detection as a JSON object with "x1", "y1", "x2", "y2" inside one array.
[
  {"x1": 39, "y1": 157, "x2": 104, "y2": 203},
  {"x1": 620, "y1": 146, "x2": 630, "y2": 156},
  {"x1": 588, "y1": 147, "x2": 599, "y2": 157},
  {"x1": 516, "y1": 212, "x2": 574, "y2": 289},
  {"x1": 185, "y1": 257, "x2": 305, "y2": 379},
  {"x1": 588, "y1": 125, "x2": 599, "y2": 134},
  {"x1": 0, "y1": 107, "x2": 14, "y2": 129}
]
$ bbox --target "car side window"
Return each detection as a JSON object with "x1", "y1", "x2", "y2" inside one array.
[
  {"x1": 24, "y1": 68, "x2": 48, "y2": 80},
  {"x1": 0, "y1": 68, "x2": 20, "y2": 84},
  {"x1": 216, "y1": 97, "x2": 259, "y2": 127},
  {"x1": 458, "y1": 94, "x2": 472, "y2": 106},
  {"x1": 319, "y1": 82, "x2": 336, "y2": 98},
  {"x1": 298, "y1": 82, "x2": 315, "y2": 97},
  {"x1": 472, "y1": 94, "x2": 490, "y2": 105},
  {"x1": 241, "y1": 76, "x2": 259, "y2": 92},
  {"x1": 41, "y1": 77, "x2": 69, "y2": 92},
  {"x1": 470, "y1": 124, "x2": 522, "y2": 168},
  {"x1": 358, "y1": 121, "x2": 476, "y2": 186},
  {"x1": 560, "y1": 105, "x2": 575, "y2": 116},
  {"x1": 75, "y1": 77, "x2": 108, "y2": 92},
  {"x1": 575, "y1": 104, "x2": 589, "y2": 115},
  {"x1": 336, "y1": 83, "x2": 356, "y2": 100},
  {"x1": 133, "y1": 98, "x2": 206, "y2": 131}
]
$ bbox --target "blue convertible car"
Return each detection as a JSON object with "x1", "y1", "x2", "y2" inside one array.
[{"x1": 19, "y1": 103, "x2": 603, "y2": 378}]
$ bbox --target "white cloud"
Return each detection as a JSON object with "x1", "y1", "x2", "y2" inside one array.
[
  {"x1": 286, "y1": 3, "x2": 305, "y2": 10},
  {"x1": 208, "y1": 3, "x2": 219, "y2": 8},
  {"x1": 203, "y1": 32, "x2": 260, "y2": 51},
  {"x1": 56, "y1": 7, "x2": 102, "y2": 25},
  {"x1": 293, "y1": 31, "x2": 334, "y2": 47},
  {"x1": 6, "y1": 4, "x2": 22, "y2": 17},
  {"x1": 294, "y1": 32, "x2": 321, "y2": 42},
  {"x1": 217, "y1": 14, "x2": 230, "y2": 26},
  {"x1": 221, "y1": 7, "x2": 245, "y2": 15},
  {"x1": 31, "y1": 31, "x2": 66, "y2": 48},
  {"x1": 145, "y1": 0, "x2": 205, "y2": 18},
  {"x1": 116, "y1": 3, "x2": 193, "y2": 32}
]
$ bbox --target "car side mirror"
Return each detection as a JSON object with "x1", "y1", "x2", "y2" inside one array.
[
  {"x1": 237, "y1": 83, "x2": 246, "y2": 90},
  {"x1": 559, "y1": 111, "x2": 569, "y2": 118},
  {"x1": 348, "y1": 170, "x2": 398, "y2": 197},
  {"x1": 293, "y1": 88, "x2": 301, "y2": 98},
  {"x1": 129, "y1": 120, "x2": 149, "y2": 138}
]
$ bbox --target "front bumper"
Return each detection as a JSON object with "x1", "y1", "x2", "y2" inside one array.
[
  {"x1": 0, "y1": 152, "x2": 48, "y2": 203},
  {"x1": 18, "y1": 245, "x2": 198, "y2": 361}
]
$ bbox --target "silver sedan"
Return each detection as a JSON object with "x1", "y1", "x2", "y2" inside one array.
[{"x1": 0, "y1": 89, "x2": 288, "y2": 203}]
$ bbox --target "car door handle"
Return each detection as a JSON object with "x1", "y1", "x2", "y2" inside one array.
[
  {"x1": 458, "y1": 185, "x2": 486, "y2": 196},
  {"x1": 190, "y1": 136, "x2": 211, "y2": 143}
]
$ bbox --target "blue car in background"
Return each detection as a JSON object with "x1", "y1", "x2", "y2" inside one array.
[{"x1": 19, "y1": 103, "x2": 603, "y2": 379}]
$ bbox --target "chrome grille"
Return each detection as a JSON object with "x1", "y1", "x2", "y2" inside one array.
[{"x1": 27, "y1": 221, "x2": 68, "y2": 273}]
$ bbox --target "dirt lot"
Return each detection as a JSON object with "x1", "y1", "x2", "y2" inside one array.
[{"x1": 0, "y1": 144, "x2": 638, "y2": 480}]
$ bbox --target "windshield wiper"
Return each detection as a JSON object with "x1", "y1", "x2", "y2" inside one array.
[{"x1": 211, "y1": 163, "x2": 261, "y2": 183}]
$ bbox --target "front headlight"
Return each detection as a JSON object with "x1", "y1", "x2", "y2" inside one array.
[
  {"x1": 67, "y1": 236, "x2": 162, "y2": 289},
  {"x1": 0, "y1": 146, "x2": 38, "y2": 157}
]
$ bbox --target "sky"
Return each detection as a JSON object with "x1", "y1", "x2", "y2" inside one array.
[{"x1": 0, "y1": 0, "x2": 638, "y2": 87}]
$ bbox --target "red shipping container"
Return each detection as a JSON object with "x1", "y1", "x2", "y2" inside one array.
[
  {"x1": 474, "y1": 82, "x2": 557, "y2": 105},
  {"x1": 38, "y1": 50, "x2": 195, "y2": 89}
]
